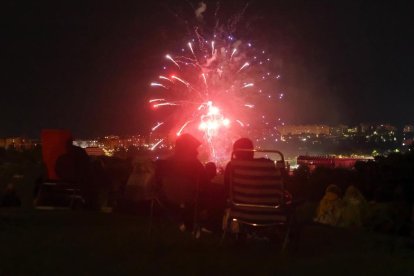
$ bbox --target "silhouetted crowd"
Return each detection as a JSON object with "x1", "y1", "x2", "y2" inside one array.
[{"x1": 2, "y1": 133, "x2": 414, "y2": 246}]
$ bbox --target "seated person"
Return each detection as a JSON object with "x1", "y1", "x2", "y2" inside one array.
[
  {"x1": 125, "y1": 157, "x2": 155, "y2": 200},
  {"x1": 341, "y1": 185, "x2": 368, "y2": 227},
  {"x1": 223, "y1": 138, "x2": 290, "y2": 233},
  {"x1": 119, "y1": 157, "x2": 155, "y2": 214},
  {"x1": 314, "y1": 184, "x2": 344, "y2": 226},
  {"x1": 224, "y1": 138, "x2": 287, "y2": 199},
  {"x1": 55, "y1": 138, "x2": 91, "y2": 207},
  {"x1": 205, "y1": 162, "x2": 217, "y2": 182},
  {"x1": 224, "y1": 137, "x2": 255, "y2": 197}
]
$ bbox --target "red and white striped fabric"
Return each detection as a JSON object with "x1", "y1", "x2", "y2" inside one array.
[{"x1": 228, "y1": 158, "x2": 288, "y2": 224}]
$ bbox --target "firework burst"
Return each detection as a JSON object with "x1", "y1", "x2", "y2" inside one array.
[{"x1": 149, "y1": 5, "x2": 284, "y2": 162}]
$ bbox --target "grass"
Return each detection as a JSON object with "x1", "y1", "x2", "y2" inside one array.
[{"x1": 0, "y1": 208, "x2": 413, "y2": 275}]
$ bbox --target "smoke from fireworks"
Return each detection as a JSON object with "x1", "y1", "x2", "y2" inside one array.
[
  {"x1": 195, "y1": 2, "x2": 207, "y2": 21},
  {"x1": 149, "y1": 3, "x2": 284, "y2": 162}
]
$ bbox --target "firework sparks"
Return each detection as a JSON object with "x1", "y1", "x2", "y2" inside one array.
[
  {"x1": 148, "y1": 8, "x2": 284, "y2": 161},
  {"x1": 242, "y1": 83, "x2": 254, "y2": 88},
  {"x1": 238, "y1": 62, "x2": 250, "y2": 72},
  {"x1": 149, "y1": 98, "x2": 165, "y2": 103},
  {"x1": 188, "y1": 42, "x2": 195, "y2": 56},
  {"x1": 201, "y1": 73, "x2": 208, "y2": 87},
  {"x1": 236, "y1": 120, "x2": 245, "y2": 127},
  {"x1": 151, "y1": 139, "x2": 164, "y2": 151},
  {"x1": 177, "y1": 120, "x2": 192, "y2": 136},
  {"x1": 171, "y1": 75, "x2": 190, "y2": 87},
  {"x1": 159, "y1": 76, "x2": 173, "y2": 82},
  {"x1": 198, "y1": 102, "x2": 230, "y2": 135},
  {"x1": 150, "y1": 82, "x2": 167, "y2": 89},
  {"x1": 230, "y1": 48, "x2": 237, "y2": 60},
  {"x1": 153, "y1": 102, "x2": 179, "y2": 108},
  {"x1": 151, "y1": 122, "x2": 164, "y2": 131},
  {"x1": 165, "y1": 54, "x2": 180, "y2": 68}
]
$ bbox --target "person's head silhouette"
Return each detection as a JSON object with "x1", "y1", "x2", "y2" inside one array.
[
  {"x1": 232, "y1": 138, "x2": 254, "y2": 160},
  {"x1": 205, "y1": 162, "x2": 217, "y2": 180},
  {"x1": 65, "y1": 136, "x2": 74, "y2": 151},
  {"x1": 174, "y1": 133, "x2": 201, "y2": 160}
]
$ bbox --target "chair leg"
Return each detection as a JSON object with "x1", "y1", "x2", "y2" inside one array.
[
  {"x1": 220, "y1": 210, "x2": 231, "y2": 244},
  {"x1": 281, "y1": 225, "x2": 291, "y2": 252},
  {"x1": 220, "y1": 229, "x2": 227, "y2": 244},
  {"x1": 281, "y1": 216, "x2": 293, "y2": 252},
  {"x1": 148, "y1": 198, "x2": 155, "y2": 235},
  {"x1": 69, "y1": 189, "x2": 81, "y2": 209},
  {"x1": 34, "y1": 185, "x2": 44, "y2": 208}
]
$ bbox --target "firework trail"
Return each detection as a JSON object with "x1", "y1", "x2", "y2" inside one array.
[{"x1": 149, "y1": 3, "x2": 284, "y2": 162}]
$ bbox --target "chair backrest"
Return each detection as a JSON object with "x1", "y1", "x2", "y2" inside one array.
[
  {"x1": 35, "y1": 180, "x2": 82, "y2": 210},
  {"x1": 125, "y1": 160, "x2": 155, "y2": 201},
  {"x1": 229, "y1": 158, "x2": 284, "y2": 206},
  {"x1": 228, "y1": 149, "x2": 287, "y2": 225}
]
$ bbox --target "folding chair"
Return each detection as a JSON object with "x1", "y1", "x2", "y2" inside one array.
[
  {"x1": 148, "y1": 163, "x2": 200, "y2": 237},
  {"x1": 34, "y1": 180, "x2": 85, "y2": 210},
  {"x1": 222, "y1": 149, "x2": 294, "y2": 250}
]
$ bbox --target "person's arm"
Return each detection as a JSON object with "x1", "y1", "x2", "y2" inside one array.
[{"x1": 195, "y1": 161, "x2": 208, "y2": 190}]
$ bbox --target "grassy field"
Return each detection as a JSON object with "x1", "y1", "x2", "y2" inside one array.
[{"x1": 0, "y1": 208, "x2": 413, "y2": 275}]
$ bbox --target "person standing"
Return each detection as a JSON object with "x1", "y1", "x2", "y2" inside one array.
[{"x1": 154, "y1": 133, "x2": 207, "y2": 232}]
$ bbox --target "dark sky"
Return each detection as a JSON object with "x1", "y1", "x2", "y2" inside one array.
[{"x1": 3, "y1": 0, "x2": 413, "y2": 138}]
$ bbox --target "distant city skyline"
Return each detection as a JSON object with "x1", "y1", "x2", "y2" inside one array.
[
  {"x1": 1, "y1": 122, "x2": 413, "y2": 140},
  {"x1": 3, "y1": 121, "x2": 412, "y2": 163}
]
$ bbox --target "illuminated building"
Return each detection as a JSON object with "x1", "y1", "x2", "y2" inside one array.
[
  {"x1": 330, "y1": 124, "x2": 348, "y2": 136},
  {"x1": 359, "y1": 123, "x2": 374, "y2": 134},
  {"x1": 346, "y1": 127, "x2": 358, "y2": 134},
  {"x1": 297, "y1": 155, "x2": 373, "y2": 171},
  {"x1": 0, "y1": 137, "x2": 36, "y2": 150},
  {"x1": 277, "y1": 125, "x2": 330, "y2": 136},
  {"x1": 403, "y1": 125, "x2": 414, "y2": 133},
  {"x1": 402, "y1": 125, "x2": 414, "y2": 147},
  {"x1": 376, "y1": 124, "x2": 397, "y2": 133}
]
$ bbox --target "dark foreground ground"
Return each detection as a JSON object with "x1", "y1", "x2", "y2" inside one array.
[{"x1": 0, "y1": 208, "x2": 413, "y2": 276}]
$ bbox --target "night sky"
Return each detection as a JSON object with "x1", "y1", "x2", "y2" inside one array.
[{"x1": 3, "y1": 0, "x2": 413, "y2": 138}]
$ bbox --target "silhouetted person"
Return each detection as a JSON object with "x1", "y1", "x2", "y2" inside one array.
[
  {"x1": 88, "y1": 158, "x2": 111, "y2": 210},
  {"x1": 155, "y1": 133, "x2": 207, "y2": 232},
  {"x1": 224, "y1": 138, "x2": 255, "y2": 197},
  {"x1": 315, "y1": 184, "x2": 344, "y2": 226},
  {"x1": 224, "y1": 138, "x2": 285, "y2": 194},
  {"x1": 55, "y1": 138, "x2": 89, "y2": 181},
  {"x1": 340, "y1": 185, "x2": 368, "y2": 228},
  {"x1": 205, "y1": 162, "x2": 217, "y2": 181},
  {"x1": 55, "y1": 138, "x2": 90, "y2": 206},
  {"x1": 202, "y1": 161, "x2": 226, "y2": 232},
  {"x1": 223, "y1": 138, "x2": 291, "y2": 236},
  {"x1": 120, "y1": 157, "x2": 155, "y2": 214}
]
